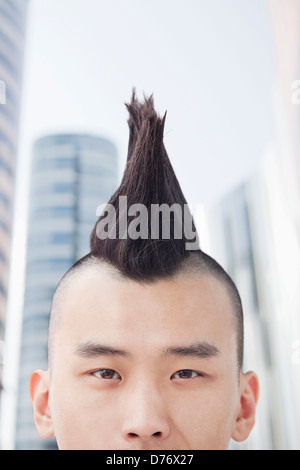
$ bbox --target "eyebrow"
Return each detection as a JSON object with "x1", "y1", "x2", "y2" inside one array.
[
  {"x1": 74, "y1": 342, "x2": 131, "y2": 358},
  {"x1": 74, "y1": 341, "x2": 220, "y2": 360},
  {"x1": 163, "y1": 341, "x2": 220, "y2": 359}
]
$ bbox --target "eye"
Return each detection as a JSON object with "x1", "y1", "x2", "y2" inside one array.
[
  {"x1": 171, "y1": 369, "x2": 202, "y2": 380},
  {"x1": 92, "y1": 369, "x2": 121, "y2": 380}
]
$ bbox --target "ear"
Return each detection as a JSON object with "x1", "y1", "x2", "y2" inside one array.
[
  {"x1": 231, "y1": 371, "x2": 259, "y2": 443},
  {"x1": 29, "y1": 369, "x2": 54, "y2": 440}
]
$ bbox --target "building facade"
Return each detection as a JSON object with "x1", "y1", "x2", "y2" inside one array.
[
  {"x1": 0, "y1": 0, "x2": 29, "y2": 392},
  {"x1": 201, "y1": 2, "x2": 300, "y2": 449},
  {"x1": 204, "y1": 164, "x2": 300, "y2": 449},
  {"x1": 267, "y1": 0, "x2": 300, "y2": 449},
  {"x1": 204, "y1": 180, "x2": 273, "y2": 450},
  {"x1": 15, "y1": 133, "x2": 118, "y2": 449}
]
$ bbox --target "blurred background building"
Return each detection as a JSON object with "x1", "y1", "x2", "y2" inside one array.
[
  {"x1": 15, "y1": 133, "x2": 118, "y2": 449},
  {"x1": 203, "y1": 0, "x2": 300, "y2": 449},
  {"x1": 204, "y1": 162, "x2": 300, "y2": 450},
  {"x1": 0, "y1": 0, "x2": 29, "y2": 399},
  {"x1": 267, "y1": 0, "x2": 300, "y2": 448}
]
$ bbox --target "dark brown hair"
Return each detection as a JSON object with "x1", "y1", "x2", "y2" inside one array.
[{"x1": 90, "y1": 88, "x2": 200, "y2": 281}]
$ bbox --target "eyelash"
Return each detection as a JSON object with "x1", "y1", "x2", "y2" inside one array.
[
  {"x1": 171, "y1": 369, "x2": 203, "y2": 380},
  {"x1": 92, "y1": 369, "x2": 121, "y2": 380},
  {"x1": 90, "y1": 369, "x2": 204, "y2": 381}
]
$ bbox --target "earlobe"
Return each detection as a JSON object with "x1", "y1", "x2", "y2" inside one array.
[
  {"x1": 29, "y1": 369, "x2": 54, "y2": 440},
  {"x1": 231, "y1": 371, "x2": 259, "y2": 443}
]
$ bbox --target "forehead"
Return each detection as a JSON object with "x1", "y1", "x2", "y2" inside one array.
[{"x1": 53, "y1": 265, "x2": 236, "y2": 358}]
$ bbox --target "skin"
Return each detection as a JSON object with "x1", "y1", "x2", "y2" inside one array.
[{"x1": 30, "y1": 264, "x2": 259, "y2": 450}]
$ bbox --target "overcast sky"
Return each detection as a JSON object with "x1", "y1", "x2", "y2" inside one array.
[{"x1": 19, "y1": 0, "x2": 277, "y2": 207}]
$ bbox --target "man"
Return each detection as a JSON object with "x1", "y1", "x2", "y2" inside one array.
[{"x1": 29, "y1": 90, "x2": 259, "y2": 450}]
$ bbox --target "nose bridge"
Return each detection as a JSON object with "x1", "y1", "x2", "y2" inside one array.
[{"x1": 121, "y1": 375, "x2": 170, "y2": 440}]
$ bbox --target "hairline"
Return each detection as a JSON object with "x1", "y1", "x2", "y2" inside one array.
[{"x1": 48, "y1": 252, "x2": 243, "y2": 373}]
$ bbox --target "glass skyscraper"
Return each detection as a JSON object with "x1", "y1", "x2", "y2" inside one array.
[
  {"x1": 205, "y1": 166, "x2": 300, "y2": 450},
  {"x1": 267, "y1": 0, "x2": 300, "y2": 449},
  {"x1": 15, "y1": 133, "x2": 118, "y2": 449},
  {"x1": 0, "y1": 0, "x2": 29, "y2": 392}
]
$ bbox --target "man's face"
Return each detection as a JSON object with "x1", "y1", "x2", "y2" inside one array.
[{"x1": 30, "y1": 266, "x2": 258, "y2": 449}]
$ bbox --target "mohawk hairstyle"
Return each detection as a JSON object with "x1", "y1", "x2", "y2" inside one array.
[
  {"x1": 90, "y1": 88, "x2": 200, "y2": 282},
  {"x1": 50, "y1": 89, "x2": 244, "y2": 370}
]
